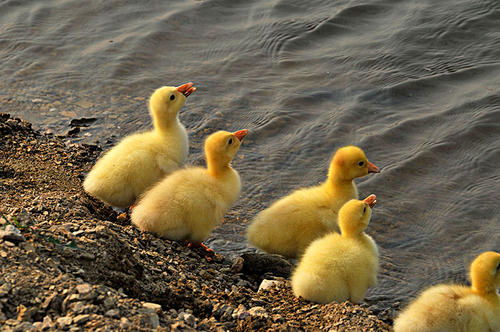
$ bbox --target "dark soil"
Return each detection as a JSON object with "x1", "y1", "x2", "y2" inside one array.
[{"x1": 0, "y1": 113, "x2": 391, "y2": 331}]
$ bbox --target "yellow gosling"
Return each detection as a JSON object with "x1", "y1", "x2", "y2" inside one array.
[
  {"x1": 247, "y1": 146, "x2": 379, "y2": 258},
  {"x1": 394, "y1": 251, "x2": 500, "y2": 332},
  {"x1": 291, "y1": 195, "x2": 379, "y2": 304},
  {"x1": 83, "y1": 83, "x2": 196, "y2": 208},
  {"x1": 131, "y1": 129, "x2": 248, "y2": 245}
]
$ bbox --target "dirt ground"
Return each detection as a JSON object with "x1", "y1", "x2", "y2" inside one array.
[{"x1": 0, "y1": 113, "x2": 391, "y2": 331}]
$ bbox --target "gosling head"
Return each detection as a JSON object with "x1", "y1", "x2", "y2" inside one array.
[
  {"x1": 328, "y1": 146, "x2": 379, "y2": 182},
  {"x1": 205, "y1": 129, "x2": 248, "y2": 175},
  {"x1": 149, "y1": 82, "x2": 196, "y2": 131},
  {"x1": 338, "y1": 194, "x2": 377, "y2": 236},
  {"x1": 469, "y1": 251, "x2": 500, "y2": 296}
]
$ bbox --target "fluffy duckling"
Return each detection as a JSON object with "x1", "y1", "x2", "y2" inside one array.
[
  {"x1": 291, "y1": 195, "x2": 379, "y2": 304},
  {"x1": 247, "y1": 146, "x2": 379, "y2": 258},
  {"x1": 131, "y1": 129, "x2": 248, "y2": 245},
  {"x1": 83, "y1": 83, "x2": 196, "y2": 208},
  {"x1": 393, "y1": 251, "x2": 500, "y2": 332}
]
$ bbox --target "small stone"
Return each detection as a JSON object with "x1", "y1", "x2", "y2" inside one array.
[
  {"x1": 0, "y1": 225, "x2": 25, "y2": 243},
  {"x1": 13, "y1": 321, "x2": 35, "y2": 332},
  {"x1": 32, "y1": 98, "x2": 43, "y2": 103},
  {"x1": 105, "y1": 309, "x2": 120, "y2": 318},
  {"x1": 231, "y1": 257, "x2": 244, "y2": 273},
  {"x1": 178, "y1": 312, "x2": 196, "y2": 327},
  {"x1": 79, "y1": 252, "x2": 95, "y2": 260},
  {"x1": 16, "y1": 304, "x2": 37, "y2": 321},
  {"x1": 258, "y1": 279, "x2": 282, "y2": 292},
  {"x1": 42, "y1": 316, "x2": 55, "y2": 329},
  {"x1": 41, "y1": 292, "x2": 60, "y2": 310},
  {"x1": 142, "y1": 302, "x2": 162, "y2": 313},
  {"x1": 144, "y1": 312, "x2": 159, "y2": 328},
  {"x1": 73, "y1": 314, "x2": 91, "y2": 325},
  {"x1": 103, "y1": 297, "x2": 115, "y2": 309},
  {"x1": 0, "y1": 283, "x2": 11, "y2": 297},
  {"x1": 248, "y1": 306, "x2": 268, "y2": 318},
  {"x1": 76, "y1": 283, "x2": 92, "y2": 294},
  {"x1": 120, "y1": 317, "x2": 130, "y2": 329},
  {"x1": 56, "y1": 316, "x2": 72, "y2": 329}
]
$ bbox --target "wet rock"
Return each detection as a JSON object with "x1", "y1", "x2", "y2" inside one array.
[
  {"x1": 0, "y1": 225, "x2": 26, "y2": 243},
  {"x1": 240, "y1": 253, "x2": 292, "y2": 277},
  {"x1": 70, "y1": 118, "x2": 97, "y2": 127}
]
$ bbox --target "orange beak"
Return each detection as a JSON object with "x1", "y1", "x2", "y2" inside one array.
[
  {"x1": 367, "y1": 161, "x2": 380, "y2": 173},
  {"x1": 176, "y1": 82, "x2": 197, "y2": 97},
  {"x1": 233, "y1": 129, "x2": 248, "y2": 141},
  {"x1": 363, "y1": 194, "x2": 377, "y2": 208}
]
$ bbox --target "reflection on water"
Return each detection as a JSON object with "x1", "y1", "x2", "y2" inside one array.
[{"x1": 1, "y1": 0, "x2": 499, "y2": 314}]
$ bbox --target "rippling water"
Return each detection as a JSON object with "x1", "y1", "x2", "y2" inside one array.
[{"x1": 1, "y1": 0, "x2": 499, "y2": 315}]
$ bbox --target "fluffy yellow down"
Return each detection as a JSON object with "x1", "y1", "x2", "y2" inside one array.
[
  {"x1": 83, "y1": 83, "x2": 195, "y2": 208},
  {"x1": 131, "y1": 129, "x2": 247, "y2": 243},
  {"x1": 394, "y1": 251, "x2": 500, "y2": 332},
  {"x1": 291, "y1": 196, "x2": 379, "y2": 304},
  {"x1": 247, "y1": 146, "x2": 379, "y2": 258}
]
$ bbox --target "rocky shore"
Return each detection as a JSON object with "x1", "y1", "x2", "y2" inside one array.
[{"x1": 0, "y1": 113, "x2": 391, "y2": 331}]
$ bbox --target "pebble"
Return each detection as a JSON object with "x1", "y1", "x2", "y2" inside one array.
[
  {"x1": 56, "y1": 316, "x2": 73, "y2": 329},
  {"x1": 142, "y1": 302, "x2": 162, "y2": 313},
  {"x1": 0, "y1": 224, "x2": 26, "y2": 243},
  {"x1": 13, "y1": 321, "x2": 35, "y2": 332},
  {"x1": 248, "y1": 306, "x2": 269, "y2": 318},
  {"x1": 178, "y1": 311, "x2": 196, "y2": 327},
  {"x1": 73, "y1": 314, "x2": 91, "y2": 325},
  {"x1": 105, "y1": 309, "x2": 120, "y2": 318},
  {"x1": 119, "y1": 317, "x2": 131, "y2": 329},
  {"x1": 76, "y1": 283, "x2": 92, "y2": 294},
  {"x1": 258, "y1": 279, "x2": 283, "y2": 293}
]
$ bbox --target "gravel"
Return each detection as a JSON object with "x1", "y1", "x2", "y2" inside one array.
[{"x1": 0, "y1": 113, "x2": 391, "y2": 331}]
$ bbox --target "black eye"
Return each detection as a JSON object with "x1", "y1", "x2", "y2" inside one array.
[
  {"x1": 170, "y1": 95, "x2": 176, "y2": 101},
  {"x1": 363, "y1": 206, "x2": 366, "y2": 213},
  {"x1": 358, "y1": 161, "x2": 365, "y2": 167},
  {"x1": 228, "y1": 138, "x2": 233, "y2": 145}
]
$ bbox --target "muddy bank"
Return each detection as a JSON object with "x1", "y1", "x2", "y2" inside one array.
[{"x1": 0, "y1": 113, "x2": 391, "y2": 331}]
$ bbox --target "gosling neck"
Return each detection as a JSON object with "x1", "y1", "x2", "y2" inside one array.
[
  {"x1": 206, "y1": 155, "x2": 232, "y2": 178},
  {"x1": 326, "y1": 170, "x2": 355, "y2": 195},
  {"x1": 153, "y1": 113, "x2": 181, "y2": 135},
  {"x1": 471, "y1": 274, "x2": 498, "y2": 300},
  {"x1": 340, "y1": 227, "x2": 364, "y2": 239}
]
